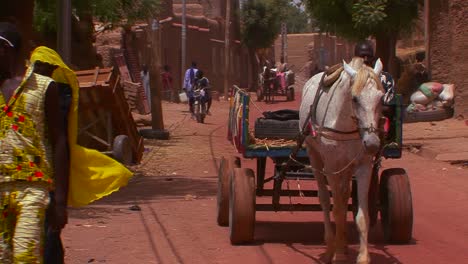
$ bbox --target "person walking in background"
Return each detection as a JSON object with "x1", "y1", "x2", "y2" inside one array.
[
  {"x1": 141, "y1": 64, "x2": 151, "y2": 112},
  {"x1": 161, "y1": 65, "x2": 174, "y2": 102},
  {"x1": 183, "y1": 61, "x2": 198, "y2": 115}
]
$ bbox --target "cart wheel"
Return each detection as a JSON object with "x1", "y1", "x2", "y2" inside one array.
[
  {"x1": 112, "y1": 135, "x2": 133, "y2": 165},
  {"x1": 195, "y1": 103, "x2": 201, "y2": 123},
  {"x1": 217, "y1": 156, "x2": 240, "y2": 226},
  {"x1": 380, "y1": 168, "x2": 413, "y2": 243},
  {"x1": 351, "y1": 166, "x2": 379, "y2": 227},
  {"x1": 229, "y1": 168, "x2": 255, "y2": 244}
]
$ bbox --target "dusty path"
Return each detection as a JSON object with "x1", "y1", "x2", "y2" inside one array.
[{"x1": 63, "y1": 87, "x2": 468, "y2": 264}]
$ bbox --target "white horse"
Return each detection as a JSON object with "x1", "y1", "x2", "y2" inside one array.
[{"x1": 299, "y1": 57, "x2": 384, "y2": 264}]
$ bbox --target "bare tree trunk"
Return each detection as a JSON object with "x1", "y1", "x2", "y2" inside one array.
[
  {"x1": 375, "y1": 33, "x2": 401, "y2": 80},
  {"x1": 248, "y1": 47, "x2": 260, "y2": 91}
]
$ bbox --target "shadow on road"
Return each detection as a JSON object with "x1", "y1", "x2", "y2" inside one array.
[
  {"x1": 97, "y1": 175, "x2": 217, "y2": 205},
  {"x1": 69, "y1": 175, "x2": 217, "y2": 220},
  {"x1": 255, "y1": 220, "x2": 409, "y2": 264},
  {"x1": 255, "y1": 221, "x2": 357, "y2": 245}
]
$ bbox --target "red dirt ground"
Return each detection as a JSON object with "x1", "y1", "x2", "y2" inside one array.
[{"x1": 63, "y1": 81, "x2": 468, "y2": 264}]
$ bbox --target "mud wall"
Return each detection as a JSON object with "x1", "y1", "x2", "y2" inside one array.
[
  {"x1": 276, "y1": 33, "x2": 355, "y2": 78},
  {"x1": 429, "y1": 0, "x2": 468, "y2": 118},
  {"x1": 152, "y1": 0, "x2": 248, "y2": 93}
]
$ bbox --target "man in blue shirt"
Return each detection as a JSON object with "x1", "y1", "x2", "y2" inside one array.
[{"x1": 183, "y1": 62, "x2": 198, "y2": 115}]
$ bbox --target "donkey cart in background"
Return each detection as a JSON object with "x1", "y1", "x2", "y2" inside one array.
[
  {"x1": 217, "y1": 87, "x2": 413, "y2": 245},
  {"x1": 75, "y1": 67, "x2": 144, "y2": 165},
  {"x1": 257, "y1": 68, "x2": 295, "y2": 103}
]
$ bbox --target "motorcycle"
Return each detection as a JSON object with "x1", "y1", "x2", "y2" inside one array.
[{"x1": 193, "y1": 86, "x2": 209, "y2": 123}]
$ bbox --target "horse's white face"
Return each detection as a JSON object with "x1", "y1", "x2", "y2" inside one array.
[{"x1": 344, "y1": 59, "x2": 385, "y2": 155}]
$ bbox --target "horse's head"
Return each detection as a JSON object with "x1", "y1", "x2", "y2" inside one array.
[{"x1": 343, "y1": 57, "x2": 385, "y2": 155}]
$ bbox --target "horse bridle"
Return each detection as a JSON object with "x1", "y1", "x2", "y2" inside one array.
[{"x1": 306, "y1": 71, "x2": 380, "y2": 141}]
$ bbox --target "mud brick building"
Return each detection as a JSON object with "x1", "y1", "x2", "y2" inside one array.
[
  {"x1": 428, "y1": 0, "x2": 468, "y2": 117},
  {"x1": 132, "y1": 0, "x2": 251, "y2": 95},
  {"x1": 274, "y1": 33, "x2": 355, "y2": 75}
]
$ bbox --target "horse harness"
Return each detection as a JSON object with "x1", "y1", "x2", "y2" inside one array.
[{"x1": 279, "y1": 67, "x2": 381, "y2": 178}]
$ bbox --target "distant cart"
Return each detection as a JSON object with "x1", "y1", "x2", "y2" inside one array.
[
  {"x1": 256, "y1": 69, "x2": 295, "y2": 103},
  {"x1": 217, "y1": 86, "x2": 413, "y2": 245},
  {"x1": 75, "y1": 67, "x2": 144, "y2": 164}
]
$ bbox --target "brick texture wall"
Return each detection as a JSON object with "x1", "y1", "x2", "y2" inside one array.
[{"x1": 429, "y1": 0, "x2": 468, "y2": 118}]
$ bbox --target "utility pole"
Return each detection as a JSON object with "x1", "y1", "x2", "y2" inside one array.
[
  {"x1": 280, "y1": 22, "x2": 287, "y2": 63},
  {"x1": 223, "y1": 0, "x2": 231, "y2": 99},
  {"x1": 151, "y1": 19, "x2": 164, "y2": 131},
  {"x1": 140, "y1": 19, "x2": 170, "y2": 140},
  {"x1": 57, "y1": 0, "x2": 72, "y2": 64},
  {"x1": 181, "y1": 0, "x2": 187, "y2": 86}
]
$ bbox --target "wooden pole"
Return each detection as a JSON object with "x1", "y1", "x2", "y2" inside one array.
[
  {"x1": 424, "y1": 0, "x2": 431, "y2": 77},
  {"x1": 181, "y1": 0, "x2": 187, "y2": 87},
  {"x1": 151, "y1": 19, "x2": 164, "y2": 130},
  {"x1": 140, "y1": 19, "x2": 170, "y2": 140},
  {"x1": 57, "y1": 0, "x2": 72, "y2": 64},
  {"x1": 223, "y1": 0, "x2": 231, "y2": 99},
  {"x1": 281, "y1": 22, "x2": 288, "y2": 63}
]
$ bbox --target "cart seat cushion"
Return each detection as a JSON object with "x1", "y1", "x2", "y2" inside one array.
[{"x1": 262, "y1": 109, "x2": 299, "y2": 121}]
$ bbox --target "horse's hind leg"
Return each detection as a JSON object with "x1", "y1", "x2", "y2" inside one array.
[{"x1": 355, "y1": 164, "x2": 372, "y2": 264}]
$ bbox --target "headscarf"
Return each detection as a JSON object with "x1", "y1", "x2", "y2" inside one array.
[{"x1": 29, "y1": 46, "x2": 133, "y2": 207}]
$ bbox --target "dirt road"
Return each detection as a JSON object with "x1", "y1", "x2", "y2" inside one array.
[{"x1": 63, "y1": 89, "x2": 468, "y2": 264}]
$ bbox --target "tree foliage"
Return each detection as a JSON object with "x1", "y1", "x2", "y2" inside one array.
[
  {"x1": 303, "y1": 0, "x2": 419, "y2": 40},
  {"x1": 283, "y1": 2, "x2": 310, "y2": 34},
  {"x1": 240, "y1": 0, "x2": 289, "y2": 50},
  {"x1": 33, "y1": 0, "x2": 161, "y2": 34}
]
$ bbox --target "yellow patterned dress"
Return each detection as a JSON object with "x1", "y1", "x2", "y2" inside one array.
[
  {"x1": 0, "y1": 72, "x2": 55, "y2": 263},
  {"x1": 0, "y1": 46, "x2": 134, "y2": 263}
]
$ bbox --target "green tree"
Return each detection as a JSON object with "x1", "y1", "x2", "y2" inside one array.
[
  {"x1": 241, "y1": 0, "x2": 288, "y2": 51},
  {"x1": 34, "y1": 0, "x2": 161, "y2": 34},
  {"x1": 241, "y1": 0, "x2": 289, "y2": 89},
  {"x1": 283, "y1": 3, "x2": 310, "y2": 34},
  {"x1": 2, "y1": 1, "x2": 159, "y2": 68},
  {"x1": 29, "y1": 0, "x2": 160, "y2": 68},
  {"x1": 303, "y1": 0, "x2": 419, "y2": 77}
]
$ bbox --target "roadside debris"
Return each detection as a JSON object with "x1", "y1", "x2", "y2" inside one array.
[{"x1": 129, "y1": 205, "x2": 141, "y2": 211}]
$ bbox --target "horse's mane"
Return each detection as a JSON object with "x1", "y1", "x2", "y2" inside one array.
[{"x1": 349, "y1": 57, "x2": 384, "y2": 96}]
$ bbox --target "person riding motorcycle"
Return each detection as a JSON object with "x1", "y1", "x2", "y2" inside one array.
[{"x1": 193, "y1": 70, "x2": 212, "y2": 115}]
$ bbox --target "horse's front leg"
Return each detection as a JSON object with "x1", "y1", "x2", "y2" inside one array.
[
  {"x1": 355, "y1": 162, "x2": 373, "y2": 264},
  {"x1": 307, "y1": 145, "x2": 334, "y2": 263},
  {"x1": 330, "y1": 175, "x2": 352, "y2": 264},
  {"x1": 316, "y1": 170, "x2": 334, "y2": 262}
]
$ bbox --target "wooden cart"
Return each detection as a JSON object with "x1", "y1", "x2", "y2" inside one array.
[
  {"x1": 217, "y1": 87, "x2": 413, "y2": 245},
  {"x1": 75, "y1": 67, "x2": 144, "y2": 164}
]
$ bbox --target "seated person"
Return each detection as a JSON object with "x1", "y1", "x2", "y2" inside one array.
[{"x1": 354, "y1": 41, "x2": 400, "y2": 154}]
